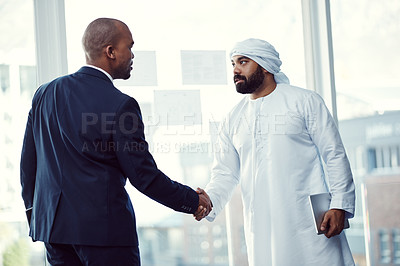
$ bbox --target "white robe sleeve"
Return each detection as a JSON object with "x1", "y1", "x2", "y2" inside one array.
[
  {"x1": 305, "y1": 92, "x2": 356, "y2": 218},
  {"x1": 205, "y1": 118, "x2": 240, "y2": 221}
]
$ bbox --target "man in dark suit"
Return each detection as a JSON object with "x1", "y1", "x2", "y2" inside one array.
[{"x1": 20, "y1": 18, "x2": 211, "y2": 265}]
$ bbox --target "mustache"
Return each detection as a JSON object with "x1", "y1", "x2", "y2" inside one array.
[{"x1": 234, "y1": 74, "x2": 246, "y2": 82}]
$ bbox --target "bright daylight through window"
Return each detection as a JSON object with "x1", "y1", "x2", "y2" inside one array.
[{"x1": 0, "y1": 0, "x2": 399, "y2": 265}]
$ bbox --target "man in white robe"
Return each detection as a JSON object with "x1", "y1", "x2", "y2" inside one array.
[{"x1": 195, "y1": 38, "x2": 355, "y2": 266}]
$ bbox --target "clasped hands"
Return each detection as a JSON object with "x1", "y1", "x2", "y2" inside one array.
[{"x1": 194, "y1": 188, "x2": 212, "y2": 221}]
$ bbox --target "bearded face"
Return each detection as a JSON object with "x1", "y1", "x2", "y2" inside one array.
[{"x1": 234, "y1": 65, "x2": 265, "y2": 94}]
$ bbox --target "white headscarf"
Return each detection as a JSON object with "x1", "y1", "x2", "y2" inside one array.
[{"x1": 230, "y1": 38, "x2": 290, "y2": 84}]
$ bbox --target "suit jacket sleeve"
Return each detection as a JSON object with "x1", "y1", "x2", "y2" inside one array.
[
  {"x1": 20, "y1": 109, "x2": 37, "y2": 218},
  {"x1": 114, "y1": 97, "x2": 199, "y2": 214}
]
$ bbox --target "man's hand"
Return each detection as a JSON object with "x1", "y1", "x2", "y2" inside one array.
[
  {"x1": 194, "y1": 188, "x2": 212, "y2": 221},
  {"x1": 320, "y1": 209, "x2": 345, "y2": 238}
]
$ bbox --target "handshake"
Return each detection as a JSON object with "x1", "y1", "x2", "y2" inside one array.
[{"x1": 194, "y1": 188, "x2": 212, "y2": 221}]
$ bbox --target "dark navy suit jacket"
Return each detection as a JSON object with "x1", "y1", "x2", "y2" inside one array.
[{"x1": 20, "y1": 66, "x2": 199, "y2": 246}]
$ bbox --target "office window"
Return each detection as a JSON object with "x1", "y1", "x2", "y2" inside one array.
[
  {"x1": 394, "y1": 229, "x2": 400, "y2": 264},
  {"x1": 153, "y1": 90, "x2": 202, "y2": 126},
  {"x1": 379, "y1": 230, "x2": 391, "y2": 264},
  {"x1": 355, "y1": 146, "x2": 365, "y2": 172},
  {"x1": 332, "y1": 1, "x2": 400, "y2": 265},
  {"x1": 367, "y1": 148, "x2": 377, "y2": 172},
  {"x1": 331, "y1": 1, "x2": 400, "y2": 121},
  {"x1": 19, "y1": 65, "x2": 37, "y2": 98},
  {"x1": 382, "y1": 147, "x2": 391, "y2": 168},
  {"x1": 0, "y1": 0, "x2": 46, "y2": 265},
  {"x1": 0, "y1": 64, "x2": 10, "y2": 94},
  {"x1": 376, "y1": 147, "x2": 384, "y2": 169},
  {"x1": 181, "y1": 50, "x2": 227, "y2": 85},
  {"x1": 391, "y1": 146, "x2": 400, "y2": 168},
  {"x1": 115, "y1": 51, "x2": 158, "y2": 86}
]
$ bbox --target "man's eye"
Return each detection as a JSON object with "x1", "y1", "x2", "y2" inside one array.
[{"x1": 240, "y1": 61, "x2": 246, "y2": 65}]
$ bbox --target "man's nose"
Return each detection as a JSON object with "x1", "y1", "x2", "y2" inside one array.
[{"x1": 233, "y1": 65, "x2": 240, "y2": 74}]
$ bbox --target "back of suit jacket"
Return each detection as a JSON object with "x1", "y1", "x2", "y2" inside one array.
[{"x1": 20, "y1": 66, "x2": 199, "y2": 246}]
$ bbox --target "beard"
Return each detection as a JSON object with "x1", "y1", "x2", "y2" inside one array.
[
  {"x1": 114, "y1": 61, "x2": 133, "y2": 80},
  {"x1": 234, "y1": 66, "x2": 265, "y2": 94},
  {"x1": 120, "y1": 64, "x2": 132, "y2": 80}
]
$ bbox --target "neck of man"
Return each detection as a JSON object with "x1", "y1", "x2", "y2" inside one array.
[
  {"x1": 250, "y1": 76, "x2": 277, "y2": 100},
  {"x1": 87, "y1": 58, "x2": 114, "y2": 78}
]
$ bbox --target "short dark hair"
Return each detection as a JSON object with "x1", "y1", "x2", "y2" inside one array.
[{"x1": 82, "y1": 18, "x2": 124, "y2": 62}]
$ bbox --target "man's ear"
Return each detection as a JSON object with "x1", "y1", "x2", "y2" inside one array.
[
  {"x1": 263, "y1": 68, "x2": 274, "y2": 78},
  {"x1": 106, "y1": 45, "x2": 115, "y2": 59}
]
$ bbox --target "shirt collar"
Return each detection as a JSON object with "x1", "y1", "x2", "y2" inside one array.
[{"x1": 85, "y1": 65, "x2": 113, "y2": 82}]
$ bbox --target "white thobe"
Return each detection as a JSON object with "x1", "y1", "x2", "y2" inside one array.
[{"x1": 205, "y1": 84, "x2": 355, "y2": 266}]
